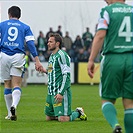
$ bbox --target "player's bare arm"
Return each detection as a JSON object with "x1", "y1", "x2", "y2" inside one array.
[
  {"x1": 34, "y1": 56, "x2": 43, "y2": 72},
  {"x1": 87, "y1": 30, "x2": 106, "y2": 78}
]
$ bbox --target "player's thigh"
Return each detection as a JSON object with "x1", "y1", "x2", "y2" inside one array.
[
  {"x1": 45, "y1": 95, "x2": 55, "y2": 116},
  {"x1": 54, "y1": 89, "x2": 72, "y2": 117},
  {"x1": 100, "y1": 54, "x2": 124, "y2": 100},
  {"x1": 10, "y1": 53, "x2": 25, "y2": 78}
]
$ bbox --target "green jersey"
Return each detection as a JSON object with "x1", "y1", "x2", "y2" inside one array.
[
  {"x1": 47, "y1": 49, "x2": 71, "y2": 96},
  {"x1": 97, "y1": 2, "x2": 133, "y2": 54}
]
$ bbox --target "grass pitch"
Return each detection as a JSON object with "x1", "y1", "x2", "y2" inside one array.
[{"x1": 0, "y1": 84, "x2": 124, "y2": 133}]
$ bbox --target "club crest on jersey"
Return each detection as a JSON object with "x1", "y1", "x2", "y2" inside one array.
[{"x1": 48, "y1": 63, "x2": 53, "y2": 73}]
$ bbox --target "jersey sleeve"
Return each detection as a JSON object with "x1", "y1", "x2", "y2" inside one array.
[
  {"x1": 97, "y1": 7, "x2": 110, "y2": 31},
  {"x1": 25, "y1": 26, "x2": 38, "y2": 57},
  {"x1": 58, "y1": 53, "x2": 71, "y2": 95},
  {"x1": 25, "y1": 26, "x2": 35, "y2": 42},
  {"x1": 26, "y1": 40, "x2": 38, "y2": 57}
]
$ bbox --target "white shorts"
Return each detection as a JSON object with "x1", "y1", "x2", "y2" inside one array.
[
  {"x1": 0, "y1": 52, "x2": 1, "y2": 81},
  {"x1": 1, "y1": 52, "x2": 26, "y2": 80}
]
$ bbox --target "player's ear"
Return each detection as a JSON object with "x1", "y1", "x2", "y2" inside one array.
[
  {"x1": 8, "y1": 13, "x2": 11, "y2": 19},
  {"x1": 56, "y1": 42, "x2": 60, "y2": 47}
]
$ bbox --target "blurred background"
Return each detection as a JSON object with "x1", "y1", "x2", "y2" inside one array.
[
  {"x1": 0, "y1": 0, "x2": 132, "y2": 84},
  {"x1": 1, "y1": 0, "x2": 108, "y2": 40}
]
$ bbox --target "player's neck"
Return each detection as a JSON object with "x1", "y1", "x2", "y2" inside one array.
[
  {"x1": 52, "y1": 47, "x2": 60, "y2": 54},
  {"x1": 9, "y1": 17, "x2": 18, "y2": 20},
  {"x1": 113, "y1": 0, "x2": 125, "y2": 4}
]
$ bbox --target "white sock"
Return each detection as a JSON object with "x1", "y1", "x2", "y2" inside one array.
[
  {"x1": 12, "y1": 89, "x2": 21, "y2": 109},
  {"x1": 4, "y1": 94, "x2": 12, "y2": 117}
]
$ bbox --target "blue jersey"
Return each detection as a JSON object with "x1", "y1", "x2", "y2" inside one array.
[{"x1": 0, "y1": 19, "x2": 38, "y2": 57}]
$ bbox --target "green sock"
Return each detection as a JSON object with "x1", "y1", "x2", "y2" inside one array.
[
  {"x1": 70, "y1": 111, "x2": 80, "y2": 121},
  {"x1": 124, "y1": 108, "x2": 133, "y2": 133},
  {"x1": 102, "y1": 102, "x2": 119, "y2": 129}
]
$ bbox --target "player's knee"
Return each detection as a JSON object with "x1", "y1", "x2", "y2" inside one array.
[
  {"x1": 58, "y1": 116, "x2": 64, "y2": 122},
  {"x1": 123, "y1": 99, "x2": 133, "y2": 109},
  {"x1": 58, "y1": 116, "x2": 69, "y2": 122},
  {"x1": 4, "y1": 80, "x2": 12, "y2": 88},
  {"x1": 46, "y1": 116, "x2": 52, "y2": 121}
]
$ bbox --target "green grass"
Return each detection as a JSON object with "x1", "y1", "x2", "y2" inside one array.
[{"x1": 0, "y1": 84, "x2": 124, "y2": 133}]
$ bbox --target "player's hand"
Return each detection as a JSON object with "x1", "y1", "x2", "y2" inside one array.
[
  {"x1": 42, "y1": 68, "x2": 47, "y2": 74},
  {"x1": 87, "y1": 60, "x2": 95, "y2": 78},
  {"x1": 35, "y1": 61, "x2": 43, "y2": 72},
  {"x1": 54, "y1": 94, "x2": 63, "y2": 103}
]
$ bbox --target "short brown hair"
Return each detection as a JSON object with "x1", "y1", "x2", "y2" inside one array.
[{"x1": 49, "y1": 33, "x2": 62, "y2": 49}]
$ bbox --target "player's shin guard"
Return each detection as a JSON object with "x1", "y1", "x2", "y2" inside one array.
[
  {"x1": 124, "y1": 108, "x2": 133, "y2": 133},
  {"x1": 102, "y1": 102, "x2": 119, "y2": 129},
  {"x1": 70, "y1": 111, "x2": 80, "y2": 121},
  {"x1": 4, "y1": 88, "x2": 12, "y2": 117},
  {"x1": 12, "y1": 87, "x2": 22, "y2": 109}
]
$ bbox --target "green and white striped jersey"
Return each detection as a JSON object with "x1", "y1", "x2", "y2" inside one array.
[
  {"x1": 47, "y1": 49, "x2": 71, "y2": 95},
  {"x1": 97, "y1": 2, "x2": 133, "y2": 54}
]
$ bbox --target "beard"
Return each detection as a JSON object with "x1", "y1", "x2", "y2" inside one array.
[{"x1": 48, "y1": 46, "x2": 56, "y2": 51}]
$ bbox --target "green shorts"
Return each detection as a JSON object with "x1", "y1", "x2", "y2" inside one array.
[
  {"x1": 100, "y1": 53, "x2": 133, "y2": 100},
  {"x1": 45, "y1": 88, "x2": 72, "y2": 117}
]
